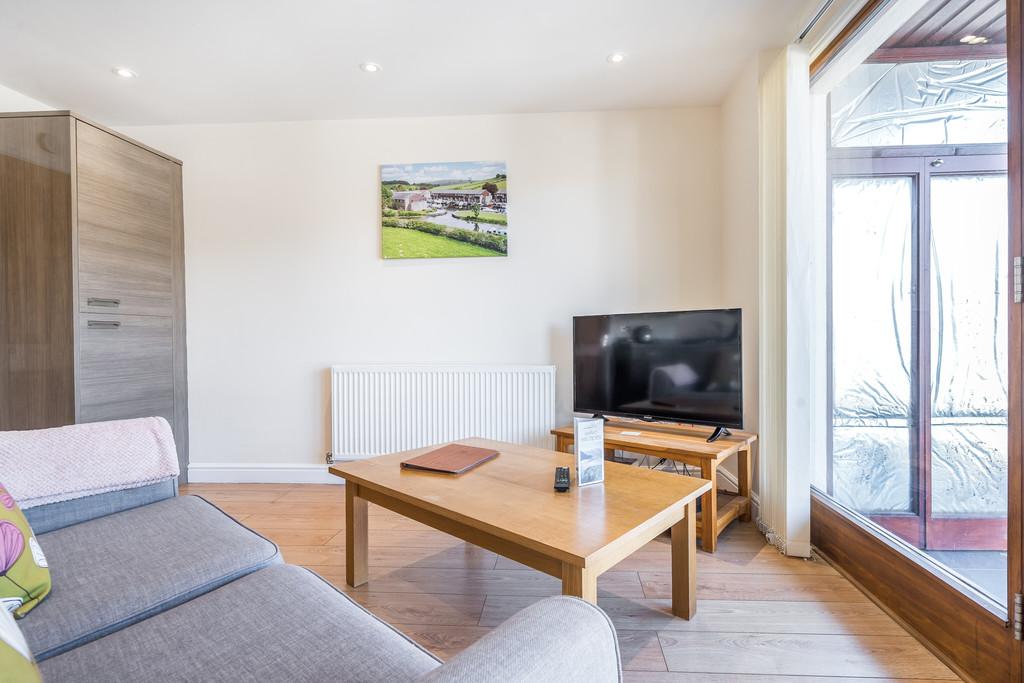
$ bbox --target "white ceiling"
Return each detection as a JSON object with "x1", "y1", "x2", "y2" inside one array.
[{"x1": 0, "y1": 0, "x2": 818, "y2": 125}]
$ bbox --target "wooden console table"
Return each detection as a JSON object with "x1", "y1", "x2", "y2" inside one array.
[{"x1": 552, "y1": 422, "x2": 756, "y2": 552}]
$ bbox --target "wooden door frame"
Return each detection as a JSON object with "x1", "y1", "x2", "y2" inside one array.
[
  {"x1": 1011, "y1": 1, "x2": 1024, "y2": 679},
  {"x1": 812, "y1": 1, "x2": 1024, "y2": 680}
]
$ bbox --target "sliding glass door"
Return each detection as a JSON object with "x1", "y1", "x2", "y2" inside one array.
[
  {"x1": 829, "y1": 153, "x2": 1009, "y2": 601},
  {"x1": 828, "y1": 163, "x2": 919, "y2": 541},
  {"x1": 928, "y1": 160, "x2": 1009, "y2": 566}
]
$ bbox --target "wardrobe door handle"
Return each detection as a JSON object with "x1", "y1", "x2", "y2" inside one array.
[
  {"x1": 87, "y1": 320, "x2": 121, "y2": 329},
  {"x1": 88, "y1": 297, "x2": 121, "y2": 308}
]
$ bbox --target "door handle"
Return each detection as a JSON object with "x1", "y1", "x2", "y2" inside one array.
[
  {"x1": 87, "y1": 297, "x2": 121, "y2": 308},
  {"x1": 1015, "y1": 256, "x2": 1022, "y2": 304},
  {"x1": 87, "y1": 320, "x2": 121, "y2": 329}
]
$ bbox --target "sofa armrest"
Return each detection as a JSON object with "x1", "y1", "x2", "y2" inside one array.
[{"x1": 416, "y1": 596, "x2": 621, "y2": 683}]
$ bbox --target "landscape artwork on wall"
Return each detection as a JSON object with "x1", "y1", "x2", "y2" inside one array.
[{"x1": 380, "y1": 160, "x2": 508, "y2": 259}]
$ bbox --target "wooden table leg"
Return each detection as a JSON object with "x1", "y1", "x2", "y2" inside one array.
[
  {"x1": 738, "y1": 445, "x2": 753, "y2": 522},
  {"x1": 671, "y1": 500, "x2": 697, "y2": 619},
  {"x1": 699, "y1": 460, "x2": 718, "y2": 552},
  {"x1": 561, "y1": 563, "x2": 597, "y2": 604},
  {"x1": 346, "y1": 482, "x2": 368, "y2": 588},
  {"x1": 555, "y1": 435, "x2": 571, "y2": 453}
]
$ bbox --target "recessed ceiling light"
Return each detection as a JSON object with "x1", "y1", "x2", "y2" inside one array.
[
  {"x1": 112, "y1": 66, "x2": 137, "y2": 79},
  {"x1": 959, "y1": 34, "x2": 989, "y2": 45},
  {"x1": 607, "y1": 52, "x2": 626, "y2": 64},
  {"x1": 359, "y1": 62, "x2": 382, "y2": 73}
]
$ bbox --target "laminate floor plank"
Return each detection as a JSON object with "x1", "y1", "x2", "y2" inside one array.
[
  {"x1": 496, "y1": 546, "x2": 838, "y2": 575},
  {"x1": 282, "y1": 543, "x2": 498, "y2": 570},
  {"x1": 616, "y1": 630, "x2": 669, "y2": 672},
  {"x1": 393, "y1": 624, "x2": 491, "y2": 660},
  {"x1": 324, "y1": 528, "x2": 468, "y2": 548},
  {"x1": 258, "y1": 529, "x2": 338, "y2": 546},
  {"x1": 624, "y1": 674, "x2": 956, "y2": 683},
  {"x1": 656, "y1": 632, "x2": 958, "y2": 679},
  {"x1": 348, "y1": 592, "x2": 486, "y2": 626},
  {"x1": 640, "y1": 571, "x2": 870, "y2": 602},
  {"x1": 241, "y1": 514, "x2": 346, "y2": 533},
  {"x1": 314, "y1": 565, "x2": 646, "y2": 598},
  {"x1": 479, "y1": 595, "x2": 906, "y2": 636}
]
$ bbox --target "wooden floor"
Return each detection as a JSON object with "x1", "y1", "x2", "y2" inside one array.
[{"x1": 181, "y1": 482, "x2": 960, "y2": 681}]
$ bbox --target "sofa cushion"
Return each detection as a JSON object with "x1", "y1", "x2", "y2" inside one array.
[
  {"x1": 24, "y1": 479, "x2": 178, "y2": 535},
  {"x1": 20, "y1": 495, "x2": 279, "y2": 661},
  {"x1": 39, "y1": 564, "x2": 441, "y2": 683}
]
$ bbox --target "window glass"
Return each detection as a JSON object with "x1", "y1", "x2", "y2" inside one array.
[
  {"x1": 830, "y1": 60, "x2": 1007, "y2": 147},
  {"x1": 930, "y1": 174, "x2": 1008, "y2": 517},
  {"x1": 831, "y1": 176, "x2": 915, "y2": 513}
]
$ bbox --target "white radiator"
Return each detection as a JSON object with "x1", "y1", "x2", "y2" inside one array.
[{"x1": 331, "y1": 364, "x2": 556, "y2": 460}]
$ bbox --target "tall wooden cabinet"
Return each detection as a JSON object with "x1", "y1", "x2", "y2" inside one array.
[{"x1": 0, "y1": 111, "x2": 189, "y2": 480}]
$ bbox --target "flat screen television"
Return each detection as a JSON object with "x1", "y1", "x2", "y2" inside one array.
[{"x1": 573, "y1": 309, "x2": 743, "y2": 432}]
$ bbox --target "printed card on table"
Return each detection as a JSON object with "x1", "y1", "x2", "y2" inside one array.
[{"x1": 574, "y1": 416, "x2": 605, "y2": 487}]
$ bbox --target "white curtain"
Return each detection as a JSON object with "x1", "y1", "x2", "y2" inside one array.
[
  {"x1": 757, "y1": 45, "x2": 817, "y2": 558},
  {"x1": 754, "y1": 0, "x2": 931, "y2": 560}
]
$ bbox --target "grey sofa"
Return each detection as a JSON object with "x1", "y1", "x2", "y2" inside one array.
[{"x1": 15, "y1": 457, "x2": 621, "y2": 681}]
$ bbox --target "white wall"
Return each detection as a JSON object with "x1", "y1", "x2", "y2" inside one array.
[
  {"x1": 719, "y1": 57, "x2": 762, "y2": 491},
  {"x1": 121, "y1": 109, "x2": 724, "y2": 475},
  {"x1": 720, "y1": 58, "x2": 760, "y2": 435},
  {"x1": 0, "y1": 83, "x2": 52, "y2": 112}
]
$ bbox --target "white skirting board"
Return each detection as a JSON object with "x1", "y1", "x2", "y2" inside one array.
[{"x1": 187, "y1": 462, "x2": 342, "y2": 485}]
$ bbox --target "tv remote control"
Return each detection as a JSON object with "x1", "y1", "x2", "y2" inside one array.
[{"x1": 554, "y1": 466, "x2": 571, "y2": 492}]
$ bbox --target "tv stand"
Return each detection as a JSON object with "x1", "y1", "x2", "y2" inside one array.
[
  {"x1": 706, "y1": 426, "x2": 731, "y2": 443},
  {"x1": 552, "y1": 421, "x2": 757, "y2": 552}
]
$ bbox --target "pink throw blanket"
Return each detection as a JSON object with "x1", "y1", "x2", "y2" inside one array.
[{"x1": 0, "y1": 417, "x2": 180, "y2": 508}]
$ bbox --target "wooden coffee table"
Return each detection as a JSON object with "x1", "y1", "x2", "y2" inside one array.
[{"x1": 329, "y1": 438, "x2": 711, "y2": 618}]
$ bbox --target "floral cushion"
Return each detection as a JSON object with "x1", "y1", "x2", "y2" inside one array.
[
  {"x1": 0, "y1": 483, "x2": 50, "y2": 618},
  {"x1": 0, "y1": 604, "x2": 41, "y2": 682}
]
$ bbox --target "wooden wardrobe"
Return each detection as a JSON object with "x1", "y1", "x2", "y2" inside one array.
[{"x1": 0, "y1": 111, "x2": 189, "y2": 480}]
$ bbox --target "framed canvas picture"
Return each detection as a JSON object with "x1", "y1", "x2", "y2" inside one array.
[{"x1": 380, "y1": 160, "x2": 508, "y2": 259}]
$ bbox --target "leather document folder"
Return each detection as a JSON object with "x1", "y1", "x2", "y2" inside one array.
[{"x1": 400, "y1": 443, "x2": 499, "y2": 474}]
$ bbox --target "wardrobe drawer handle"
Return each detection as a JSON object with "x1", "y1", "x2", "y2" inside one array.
[
  {"x1": 87, "y1": 320, "x2": 121, "y2": 329},
  {"x1": 88, "y1": 297, "x2": 121, "y2": 308}
]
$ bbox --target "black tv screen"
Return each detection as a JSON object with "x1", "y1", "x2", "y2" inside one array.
[{"x1": 573, "y1": 309, "x2": 743, "y2": 428}]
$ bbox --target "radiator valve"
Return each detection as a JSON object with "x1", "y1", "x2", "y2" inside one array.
[{"x1": 325, "y1": 452, "x2": 334, "y2": 465}]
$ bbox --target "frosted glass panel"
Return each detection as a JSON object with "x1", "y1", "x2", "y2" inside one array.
[
  {"x1": 831, "y1": 60, "x2": 1007, "y2": 147},
  {"x1": 832, "y1": 426, "x2": 912, "y2": 512},
  {"x1": 930, "y1": 174, "x2": 1008, "y2": 516},
  {"x1": 831, "y1": 176, "x2": 914, "y2": 513},
  {"x1": 931, "y1": 426, "x2": 1007, "y2": 516}
]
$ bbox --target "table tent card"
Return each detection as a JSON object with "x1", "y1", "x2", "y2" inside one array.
[{"x1": 574, "y1": 416, "x2": 605, "y2": 487}]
